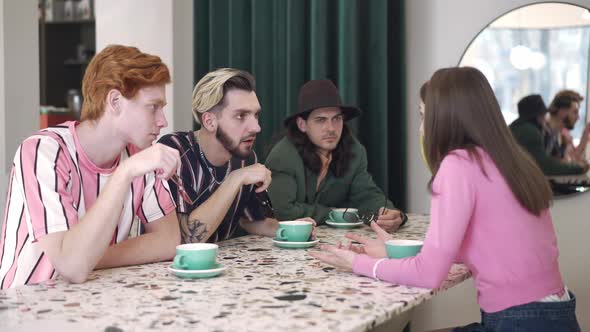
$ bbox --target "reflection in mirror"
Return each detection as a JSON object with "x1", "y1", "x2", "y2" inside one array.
[
  {"x1": 460, "y1": 3, "x2": 590, "y2": 194},
  {"x1": 460, "y1": 3, "x2": 590, "y2": 142}
]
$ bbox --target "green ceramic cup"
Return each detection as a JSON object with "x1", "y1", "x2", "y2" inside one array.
[
  {"x1": 328, "y1": 208, "x2": 359, "y2": 223},
  {"x1": 172, "y1": 243, "x2": 218, "y2": 270},
  {"x1": 275, "y1": 220, "x2": 313, "y2": 242},
  {"x1": 385, "y1": 239, "x2": 423, "y2": 258}
]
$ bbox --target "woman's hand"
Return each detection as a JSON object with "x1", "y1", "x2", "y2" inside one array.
[
  {"x1": 344, "y1": 221, "x2": 392, "y2": 258},
  {"x1": 309, "y1": 245, "x2": 356, "y2": 271}
]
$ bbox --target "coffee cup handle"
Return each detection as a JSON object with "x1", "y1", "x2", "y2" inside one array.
[
  {"x1": 173, "y1": 255, "x2": 187, "y2": 269},
  {"x1": 328, "y1": 210, "x2": 336, "y2": 221},
  {"x1": 276, "y1": 228, "x2": 287, "y2": 241}
]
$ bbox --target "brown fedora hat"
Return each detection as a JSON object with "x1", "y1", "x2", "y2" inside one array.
[{"x1": 283, "y1": 79, "x2": 362, "y2": 126}]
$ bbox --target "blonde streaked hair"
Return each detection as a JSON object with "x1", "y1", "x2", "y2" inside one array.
[{"x1": 191, "y1": 68, "x2": 256, "y2": 124}]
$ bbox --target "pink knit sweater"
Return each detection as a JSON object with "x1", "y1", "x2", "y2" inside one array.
[{"x1": 353, "y1": 149, "x2": 564, "y2": 312}]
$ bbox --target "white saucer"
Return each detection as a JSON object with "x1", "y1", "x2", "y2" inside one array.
[
  {"x1": 167, "y1": 264, "x2": 226, "y2": 279},
  {"x1": 272, "y1": 238, "x2": 319, "y2": 249},
  {"x1": 325, "y1": 220, "x2": 364, "y2": 228}
]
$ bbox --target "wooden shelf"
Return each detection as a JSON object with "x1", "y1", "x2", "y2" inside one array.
[
  {"x1": 39, "y1": 16, "x2": 95, "y2": 108},
  {"x1": 41, "y1": 19, "x2": 94, "y2": 25},
  {"x1": 64, "y1": 58, "x2": 90, "y2": 66}
]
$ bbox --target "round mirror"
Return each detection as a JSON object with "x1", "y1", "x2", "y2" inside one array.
[{"x1": 459, "y1": 3, "x2": 590, "y2": 142}]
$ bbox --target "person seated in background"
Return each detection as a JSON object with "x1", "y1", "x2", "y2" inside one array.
[
  {"x1": 0, "y1": 45, "x2": 181, "y2": 289},
  {"x1": 265, "y1": 79, "x2": 406, "y2": 232},
  {"x1": 509, "y1": 94, "x2": 587, "y2": 175},
  {"x1": 546, "y1": 90, "x2": 588, "y2": 163},
  {"x1": 158, "y1": 68, "x2": 313, "y2": 244},
  {"x1": 311, "y1": 67, "x2": 581, "y2": 332}
]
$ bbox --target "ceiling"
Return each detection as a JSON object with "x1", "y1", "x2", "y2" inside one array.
[{"x1": 490, "y1": 3, "x2": 590, "y2": 29}]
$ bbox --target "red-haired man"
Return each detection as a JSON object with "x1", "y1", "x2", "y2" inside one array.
[{"x1": 0, "y1": 45, "x2": 181, "y2": 289}]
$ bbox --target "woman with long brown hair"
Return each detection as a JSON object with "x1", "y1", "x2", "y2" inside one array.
[{"x1": 311, "y1": 67, "x2": 580, "y2": 331}]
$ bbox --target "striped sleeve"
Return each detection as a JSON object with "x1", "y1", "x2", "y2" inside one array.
[
  {"x1": 138, "y1": 172, "x2": 176, "y2": 224},
  {"x1": 157, "y1": 133, "x2": 190, "y2": 214},
  {"x1": 16, "y1": 137, "x2": 78, "y2": 240}
]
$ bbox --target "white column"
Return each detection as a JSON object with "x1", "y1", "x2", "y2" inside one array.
[
  {"x1": 0, "y1": 0, "x2": 39, "y2": 211},
  {"x1": 95, "y1": 0, "x2": 194, "y2": 136}
]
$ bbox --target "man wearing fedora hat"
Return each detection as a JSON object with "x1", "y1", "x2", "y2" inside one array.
[
  {"x1": 509, "y1": 94, "x2": 587, "y2": 175},
  {"x1": 265, "y1": 79, "x2": 406, "y2": 232}
]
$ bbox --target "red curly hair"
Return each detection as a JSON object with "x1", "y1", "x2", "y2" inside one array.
[{"x1": 81, "y1": 44, "x2": 171, "y2": 121}]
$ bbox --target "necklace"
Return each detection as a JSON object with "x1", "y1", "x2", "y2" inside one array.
[{"x1": 195, "y1": 130, "x2": 223, "y2": 185}]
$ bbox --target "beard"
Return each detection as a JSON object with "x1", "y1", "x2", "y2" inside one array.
[
  {"x1": 216, "y1": 125, "x2": 255, "y2": 159},
  {"x1": 563, "y1": 117, "x2": 575, "y2": 130}
]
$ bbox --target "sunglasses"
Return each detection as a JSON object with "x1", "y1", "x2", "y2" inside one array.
[
  {"x1": 353, "y1": 209, "x2": 408, "y2": 226},
  {"x1": 168, "y1": 150, "x2": 277, "y2": 217},
  {"x1": 339, "y1": 193, "x2": 407, "y2": 226},
  {"x1": 254, "y1": 189, "x2": 276, "y2": 219},
  {"x1": 168, "y1": 149, "x2": 198, "y2": 205},
  {"x1": 169, "y1": 174, "x2": 197, "y2": 205}
]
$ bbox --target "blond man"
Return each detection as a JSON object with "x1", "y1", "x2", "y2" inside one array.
[{"x1": 158, "y1": 68, "x2": 312, "y2": 243}]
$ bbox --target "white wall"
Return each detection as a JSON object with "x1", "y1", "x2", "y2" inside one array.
[
  {"x1": 0, "y1": 0, "x2": 5, "y2": 177},
  {"x1": 0, "y1": 0, "x2": 193, "y2": 223},
  {"x1": 95, "y1": 0, "x2": 194, "y2": 136},
  {"x1": 406, "y1": 1, "x2": 590, "y2": 330},
  {"x1": 0, "y1": 0, "x2": 39, "y2": 213},
  {"x1": 550, "y1": 195, "x2": 590, "y2": 330}
]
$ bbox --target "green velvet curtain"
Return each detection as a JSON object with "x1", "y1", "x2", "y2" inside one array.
[{"x1": 194, "y1": 0, "x2": 406, "y2": 209}]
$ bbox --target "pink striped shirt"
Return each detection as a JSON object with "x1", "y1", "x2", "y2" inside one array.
[
  {"x1": 353, "y1": 148, "x2": 564, "y2": 313},
  {"x1": 0, "y1": 121, "x2": 175, "y2": 289}
]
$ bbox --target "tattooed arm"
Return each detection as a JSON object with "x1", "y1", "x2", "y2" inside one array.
[
  {"x1": 176, "y1": 164, "x2": 273, "y2": 243},
  {"x1": 178, "y1": 213, "x2": 209, "y2": 244},
  {"x1": 177, "y1": 173, "x2": 244, "y2": 243}
]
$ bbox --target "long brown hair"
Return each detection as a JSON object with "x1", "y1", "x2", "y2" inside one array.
[
  {"x1": 286, "y1": 117, "x2": 354, "y2": 177},
  {"x1": 423, "y1": 67, "x2": 552, "y2": 215}
]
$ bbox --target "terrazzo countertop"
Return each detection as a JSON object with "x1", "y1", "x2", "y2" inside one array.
[{"x1": 0, "y1": 214, "x2": 470, "y2": 332}]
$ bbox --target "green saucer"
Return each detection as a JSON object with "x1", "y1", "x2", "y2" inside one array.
[
  {"x1": 325, "y1": 219, "x2": 364, "y2": 229},
  {"x1": 168, "y1": 263, "x2": 226, "y2": 279},
  {"x1": 272, "y1": 238, "x2": 319, "y2": 249}
]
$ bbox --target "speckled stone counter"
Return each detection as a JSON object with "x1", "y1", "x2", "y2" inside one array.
[{"x1": 0, "y1": 214, "x2": 470, "y2": 332}]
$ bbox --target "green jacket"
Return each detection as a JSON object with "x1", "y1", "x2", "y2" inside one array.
[
  {"x1": 509, "y1": 119, "x2": 584, "y2": 175},
  {"x1": 265, "y1": 136, "x2": 394, "y2": 224}
]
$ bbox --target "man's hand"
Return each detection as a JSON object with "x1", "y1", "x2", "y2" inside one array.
[
  {"x1": 582, "y1": 122, "x2": 590, "y2": 140},
  {"x1": 120, "y1": 143, "x2": 181, "y2": 180},
  {"x1": 578, "y1": 159, "x2": 590, "y2": 173},
  {"x1": 229, "y1": 163, "x2": 272, "y2": 192},
  {"x1": 375, "y1": 208, "x2": 403, "y2": 232}
]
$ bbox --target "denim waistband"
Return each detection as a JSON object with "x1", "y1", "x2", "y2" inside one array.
[
  {"x1": 483, "y1": 291, "x2": 577, "y2": 321},
  {"x1": 453, "y1": 291, "x2": 580, "y2": 332}
]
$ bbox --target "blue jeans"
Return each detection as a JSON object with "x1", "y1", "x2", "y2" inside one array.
[{"x1": 453, "y1": 291, "x2": 581, "y2": 332}]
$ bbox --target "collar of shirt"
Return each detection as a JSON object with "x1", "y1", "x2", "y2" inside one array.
[{"x1": 316, "y1": 152, "x2": 333, "y2": 191}]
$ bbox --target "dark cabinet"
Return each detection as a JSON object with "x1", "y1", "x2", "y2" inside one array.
[{"x1": 39, "y1": 3, "x2": 95, "y2": 108}]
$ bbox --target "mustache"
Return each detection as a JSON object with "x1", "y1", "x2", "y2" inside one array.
[
  {"x1": 241, "y1": 133, "x2": 257, "y2": 141},
  {"x1": 322, "y1": 133, "x2": 338, "y2": 140}
]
